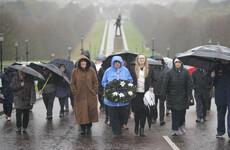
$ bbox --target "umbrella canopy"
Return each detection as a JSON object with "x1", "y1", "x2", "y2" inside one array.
[
  {"x1": 29, "y1": 62, "x2": 70, "y2": 84},
  {"x1": 102, "y1": 51, "x2": 138, "y2": 70},
  {"x1": 8, "y1": 65, "x2": 45, "y2": 81},
  {"x1": 177, "y1": 45, "x2": 230, "y2": 70},
  {"x1": 130, "y1": 58, "x2": 162, "y2": 66},
  {"x1": 48, "y1": 58, "x2": 74, "y2": 79}
]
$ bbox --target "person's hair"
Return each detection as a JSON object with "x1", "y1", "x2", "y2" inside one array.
[
  {"x1": 135, "y1": 53, "x2": 149, "y2": 78},
  {"x1": 59, "y1": 64, "x2": 65, "y2": 69},
  {"x1": 78, "y1": 58, "x2": 90, "y2": 71}
]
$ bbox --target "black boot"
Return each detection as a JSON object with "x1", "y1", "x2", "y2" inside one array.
[
  {"x1": 80, "y1": 125, "x2": 86, "y2": 135},
  {"x1": 140, "y1": 128, "x2": 145, "y2": 137},
  {"x1": 134, "y1": 121, "x2": 139, "y2": 135}
]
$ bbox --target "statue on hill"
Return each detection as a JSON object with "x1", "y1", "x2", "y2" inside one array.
[{"x1": 114, "y1": 14, "x2": 122, "y2": 37}]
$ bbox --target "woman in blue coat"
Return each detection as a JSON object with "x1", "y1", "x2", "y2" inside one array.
[{"x1": 102, "y1": 56, "x2": 133, "y2": 138}]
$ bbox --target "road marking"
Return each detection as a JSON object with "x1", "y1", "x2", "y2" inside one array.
[{"x1": 163, "y1": 136, "x2": 180, "y2": 150}]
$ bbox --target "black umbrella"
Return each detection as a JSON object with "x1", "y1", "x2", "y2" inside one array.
[
  {"x1": 177, "y1": 45, "x2": 230, "y2": 70},
  {"x1": 29, "y1": 62, "x2": 70, "y2": 84},
  {"x1": 8, "y1": 65, "x2": 45, "y2": 81},
  {"x1": 49, "y1": 58, "x2": 74, "y2": 79},
  {"x1": 102, "y1": 51, "x2": 138, "y2": 70}
]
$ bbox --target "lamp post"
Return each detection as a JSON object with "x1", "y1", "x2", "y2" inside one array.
[
  {"x1": 25, "y1": 40, "x2": 29, "y2": 62},
  {"x1": 68, "y1": 46, "x2": 72, "y2": 60},
  {"x1": 167, "y1": 45, "x2": 170, "y2": 58},
  {"x1": 81, "y1": 36, "x2": 84, "y2": 51},
  {"x1": 0, "y1": 33, "x2": 3, "y2": 73},
  {"x1": 152, "y1": 38, "x2": 155, "y2": 57},
  {"x1": 15, "y1": 42, "x2": 18, "y2": 62}
]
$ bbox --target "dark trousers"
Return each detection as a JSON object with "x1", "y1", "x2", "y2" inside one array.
[
  {"x1": 123, "y1": 104, "x2": 130, "y2": 125},
  {"x1": 59, "y1": 97, "x2": 67, "y2": 114},
  {"x1": 98, "y1": 92, "x2": 104, "y2": 108},
  {"x1": 108, "y1": 105, "x2": 128, "y2": 136},
  {"x1": 16, "y1": 108, "x2": 30, "y2": 129},
  {"x1": 80, "y1": 123, "x2": 92, "y2": 130},
  {"x1": 195, "y1": 97, "x2": 208, "y2": 119},
  {"x1": 3, "y1": 103, "x2": 13, "y2": 117},
  {"x1": 105, "y1": 104, "x2": 109, "y2": 121},
  {"x1": 216, "y1": 105, "x2": 230, "y2": 137},
  {"x1": 42, "y1": 92, "x2": 56, "y2": 117},
  {"x1": 134, "y1": 93, "x2": 147, "y2": 128},
  {"x1": 207, "y1": 96, "x2": 212, "y2": 111},
  {"x1": 171, "y1": 110, "x2": 186, "y2": 131},
  {"x1": 154, "y1": 95, "x2": 165, "y2": 121}
]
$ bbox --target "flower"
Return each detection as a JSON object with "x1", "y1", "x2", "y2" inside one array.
[{"x1": 104, "y1": 79, "x2": 136, "y2": 103}]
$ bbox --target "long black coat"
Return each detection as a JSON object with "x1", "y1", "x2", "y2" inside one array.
[
  {"x1": 10, "y1": 75, "x2": 36, "y2": 109},
  {"x1": 130, "y1": 65, "x2": 157, "y2": 112},
  {"x1": 161, "y1": 66, "x2": 192, "y2": 111}
]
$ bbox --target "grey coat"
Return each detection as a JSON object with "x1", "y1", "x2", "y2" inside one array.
[{"x1": 10, "y1": 75, "x2": 36, "y2": 109}]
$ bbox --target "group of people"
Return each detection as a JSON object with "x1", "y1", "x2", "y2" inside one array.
[{"x1": 0, "y1": 50, "x2": 230, "y2": 139}]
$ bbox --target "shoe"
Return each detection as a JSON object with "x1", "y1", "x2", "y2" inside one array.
[
  {"x1": 203, "y1": 117, "x2": 207, "y2": 121},
  {"x1": 134, "y1": 125, "x2": 139, "y2": 135},
  {"x1": 16, "y1": 128, "x2": 21, "y2": 133},
  {"x1": 7, "y1": 117, "x2": 11, "y2": 121},
  {"x1": 196, "y1": 118, "x2": 201, "y2": 122},
  {"x1": 59, "y1": 113, "x2": 64, "y2": 117},
  {"x1": 87, "y1": 128, "x2": 92, "y2": 135},
  {"x1": 65, "y1": 109, "x2": 69, "y2": 112},
  {"x1": 22, "y1": 128, "x2": 27, "y2": 133},
  {"x1": 105, "y1": 120, "x2": 110, "y2": 125},
  {"x1": 160, "y1": 121, "x2": 165, "y2": 126},
  {"x1": 113, "y1": 134, "x2": 121, "y2": 138},
  {"x1": 140, "y1": 128, "x2": 145, "y2": 137},
  {"x1": 46, "y1": 116, "x2": 53, "y2": 120},
  {"x1": 178, "y1": 126, "x2": 186, "y2": 134},
  {"x1": 81, "y1": 129, "x2": 86, "y2": 135},
  {"x1": 152, "y1": 119, "x2": 156, "y2": 124},
  {"x1": 172, "y1": 130, "x2": 179, "y2": 136},
  {"x1": 216, "y1": 133, "x2": 224, "y2": 138},
  {"x1": 122, "y1": 124, "x2": 129, "y2": 130}
]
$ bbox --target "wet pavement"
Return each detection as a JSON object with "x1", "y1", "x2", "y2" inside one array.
[{"x1": 0, "y1": 98, "x2": 230, "y2": 150}]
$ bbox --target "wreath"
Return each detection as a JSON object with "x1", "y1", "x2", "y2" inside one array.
[{"x1": 104, "y1": 79, "x2": 136, "y2": 103}]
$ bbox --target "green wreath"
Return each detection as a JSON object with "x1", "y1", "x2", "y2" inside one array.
[{"x1": 104, "y1": 79, "x2": 136, "y2": 103}]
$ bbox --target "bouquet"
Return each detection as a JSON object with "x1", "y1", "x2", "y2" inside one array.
[{"x1": 105, "y1": 79, "x2": 136, "y2": 103}]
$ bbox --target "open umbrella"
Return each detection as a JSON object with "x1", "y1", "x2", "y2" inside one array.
[
  {"x1": 102, "y1": 51, "x2": 138, "y2": 70},
  {"x1": 177, "y1": 45, "x2": 230, "y2": 70},
  {"x1": 8, "y1": 65, "x2": 45, "y2": 81},
  {"x1": 29, "y1": 62, "x2": 70, "y2": 84},
  {"x1": 49, "y1": 58, "x2": 74, "y2": 79}
]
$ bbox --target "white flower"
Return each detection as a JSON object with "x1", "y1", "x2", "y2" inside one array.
[
  {"x1": 128, "y1": 91, "x2": 133, "y2": 96},
  {"x1": 120, "y1": 81, "x2": 125, "y2": 87},
  {"x1": 128, "y1": 83, "x2": 133, "y2": 87},
  {"x1": 119, "y1": 93, "x2": 125, "y2": 97},
  {"x1": 112, "y1": 92, "x2": 118, "y2": 96}
]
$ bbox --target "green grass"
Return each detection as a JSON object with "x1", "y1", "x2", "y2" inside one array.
[{"x1": 123, "y1": 21, "x2": 154, "y2": 57}]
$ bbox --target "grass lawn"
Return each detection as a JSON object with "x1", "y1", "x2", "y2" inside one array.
[{"x1": 71, "y1": 20, "x2": 106, "y2": 61}]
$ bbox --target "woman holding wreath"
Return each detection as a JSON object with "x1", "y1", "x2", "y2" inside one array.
[
  {"x1": 102, "y1": 56, "x2": 133, "y2": 138},
  {"x1": 130, "y1": 53, "x2": 157, "y2": 137}
]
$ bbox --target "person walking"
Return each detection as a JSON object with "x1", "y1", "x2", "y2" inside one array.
[
  {"x1": 154, "y1": 55, "x2": 169, "y2": 125},
  {"x1": 191, "y1": 68, "x2": 210, "y2": 122},
  {"x1": 38, "y1": 68, "x2": 58, "y2": 120},
  {"x1": 10, "y1": 71, "x2": 36, "y2": 133},
  {"x1": 0, "y1": 67, "x2": 16, "y2": 121},
  {"x1": 208, "y1": 59, "x2": 230, "y2": 139},
  {"x1": 56, "y1": 64, "x2": 70, "y2": 117},
  {"x1": 130, "y1": 54, "x2": 157, "y2": 137},
  {"x1": 70, "y1": 55, "x2": 98, "y2": 135},
  {"x1": 102, "y1": 56, "x2": 133, "y2": 138},
  {"x1": 161, "y1": 58, "x2": 193, "y2": 136}
]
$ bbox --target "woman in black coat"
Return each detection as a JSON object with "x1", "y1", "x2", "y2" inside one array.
[
  {"x1": 161, "y1": 58, "x2": 192, "y2": 136},
  {"x1": 130, "y1": 53, "x2": 157, "y2": 137},
  {"x1": 10, "y1": 71, "x2": 36, "y2": 133}
]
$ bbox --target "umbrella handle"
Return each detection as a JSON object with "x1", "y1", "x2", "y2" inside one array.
[{"x1": 40, "y1": 74, "x2": 52, "y2": 92}]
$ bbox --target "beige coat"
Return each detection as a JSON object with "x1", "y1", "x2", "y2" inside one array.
[{"x1": 70, "y1": 56, "x2": 98, "y2": 125}]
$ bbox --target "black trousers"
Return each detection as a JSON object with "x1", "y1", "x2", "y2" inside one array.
[
  {"x1": 3, "y1": 103, "x2": 13, "y2": 117},
  {"x1": 105, "y1": 104, "x2": 109, "y2": 121},
  {"x1": 134, "y1": 93, "x2": 147, "y2": 129},
  {"x1": 58, "y1": 97, "x2": 67, "y2": 114},
  {"x1": 42, "y1": 92, "x2": 56, "y2": 117},
  {"x1": 80, "y1": 123, "x2": 92, "y2": 130},
  {"x1": 154, "y1": 95, "x2": 165, "y2": 121},
  {"x1": 195, "y1": 97, "x2": 208, "y2": 119},
  {"x1": 98, "y1": 92, "x2": 104, "y2": 108},
  {"x1": 171, "y1": 109, "x2": 186, "y2": 131},
  {"x1": 108, "y1": 105, "x2": 128, "y2": 136},
  {"x1": 16, "y1": 108, "x2": 30, "y2": 129}
]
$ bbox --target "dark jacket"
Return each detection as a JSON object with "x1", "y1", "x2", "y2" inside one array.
[
  {"x1": 161, "y1": 59, "x2": 192, "y2": 111},
  {"x1": 98, "y1": 66, "x2": 105, "y2": 95},
  {"x1": 207, "y1": 63, "x2": 230, "y2": 105},
  {"x1": 154, "y1": 55, "x2": 169, "y2": 96},
  {"x1": 38, "y1": 73, "x2": 58, "y2": 95},
  {"x1": 56, "y1": 72, "x2": 70, "y2": 99},
  {"x1": 130, "y1": 65, "x2": 157, "y2": 112},
  {"x1": 0, "y1": 67, "x2": 16, "y2": 104},
  {"x1": 10, "y1": 75, "x2": 36, "y2": 109},
  {"x1": 191, "y1": 69, "x2": 210, "y2": 99}
]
